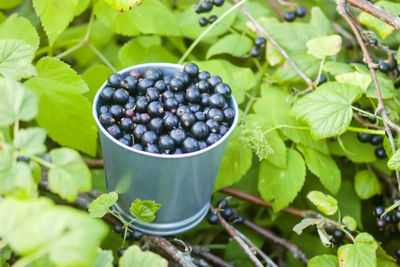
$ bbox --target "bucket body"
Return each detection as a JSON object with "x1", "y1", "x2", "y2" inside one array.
[{"x1": 93, "y1": 63, "x2": 239, "y2": 236}]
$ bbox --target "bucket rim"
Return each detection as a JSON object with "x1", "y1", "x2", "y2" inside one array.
[{"x1": 92, "y1": 62, "x2": 239, "y2": 159}]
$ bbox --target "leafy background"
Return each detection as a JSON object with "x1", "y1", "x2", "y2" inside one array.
[{"x1": 1, "y1": 0, "x2": 400, "y2": 266}]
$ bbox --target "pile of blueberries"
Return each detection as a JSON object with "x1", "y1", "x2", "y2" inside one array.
[
  {"x1": 207, "y1": 199, "x2": 244, "y2": 225},
  {"x1": 97, "y1": 63, "x2": 235, "y2": 154},
  {"x1": 357, "y1": 132, "x2": 387, "y2": 159},
  {"x1": 284, "y1": 6, "x2": 307, "y2": 22},
  {"x1": 194, "y1": 0, "x2": 225, "y2": 27}
]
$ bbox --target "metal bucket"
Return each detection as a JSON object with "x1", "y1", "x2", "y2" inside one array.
[{"x1": 93, "y1": 63, "x2": 239, "y2": 236}]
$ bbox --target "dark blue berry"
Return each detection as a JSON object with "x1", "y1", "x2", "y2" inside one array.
[
  {"x1": 145, "y1": 144, "x2": 160, "y2": 153},
  {"x1": 209, "y1": 94, "x2": 225, "y2": 108},
  {"x1": 295, "y1": 6, "x2": 307, "y2": 17},
  {"x1": 132, "y1": 230, "x2": 143, "y2": 241},
  {"x1": 219, "y1": 123, "x2": 229, "y2": 135},
  {"x1": 198, "y1": 141, "x2": 207, "y2": 150},
  {"x1": 113, "y1": 224, "x2": 123, "y2": 233},
  {"x1": 164, "y1": 98, "x2": 178, "y2": 112},
  {"x1": 191, "y1": 121, "x2": 209, "y2": 140},
  {"x1": 136, "y1": 96, "x2": 148, "y2": 113},
  {"x1": 162, "y1": 90, "x2": 174, "y2": 101},
  {"x1": 236, "y1": 215, "x2": 244, "y2": 224},
  {"x1": 173, "y1": 148, "x2": 183, "y2": 154},
  {"x1": 99, "y1": 105, "x2": 110, "y2": 114},
  {"x1": 99, "y1": 112, "x2": 114, "y2": 126},
  {"x1": 118, "y1": 138, "x2": 130, "y2": 146},
  {"x1": 198, "y1": 71, "x2": 211, "y2": 80},
  {"x1": 130, "y1": 70, "x2": 142, "y2": 79},
  {"x1": 141, "y1": 131, "x2": 159, "y2": 146},
  {"x1": 146, "y1": 87, "x2": 159, "y2": 102},
  {"x1": 137, "y1": 78, "x2": 154, "y2": 94},
  {"x1": 147, "y1": 101, "x2": 164, "y2": 117},
  {"x1": 200, "y1": 94, "x2": 210, "y2": 107},
  {"x1": 378, "y1": 60, "x2": 390, "y2": 73},
  {"x1": 133, "y1": 124, "x2": 148, "y2": 140},
  {"x1": 284, "y1": 11, "x2": 296, "y2": 22},
  {"x1": 213, "y1": 0, "x2": 224, "y2": 6},
  {"x1": 208, "y1": 15, "x2": 217, "y2": 24},
  {"x1": 174, "y1": 71, "x2": 190, "y2": 86},
  {"x1": 17, "y1": 156, "x2": 30, "y2": 163},
  {"x1": 112, "y1": 88, "x2": 129, "y2": 104},
  {"x1": 377, "y1": 219, "x2": 386, "y2": 230},
  {"x1": 123, "y1": 76, "x2": 138, "y2": 93},
  {"x1": 182, "y1": 137, "x2": 199, "y2": 152},
  {"x1": 118, "y1": 248, "x2": 126, "y2": 257},
  {"x1": 107, "y1": 124, "x2": 122, "y2": 139},
  {"x1": 223, "y1": 108, "x2": 235, "y2": 123},
  {"x1": 123, "y1": 133, "x2": 132, "y2": 143},
  {"x1": 369, "y1": 38, "x2": 378, "y2": 46},
  {"x1": 375, "y1": 147, "x2": 387, "y2": 159},
  {"x1": 222, "y1": 207, "x2": 234, "y2": 221},
  {"x1": 174, "y1": 92, "x2": 185, "y2": 104},
  {"x1": 159, "y1": 135, "x2": 176, "y2": 152},
  {"x1": 357, "y1": 132, "x2": 372, "y2": 143},
  {"x1": 170, "y1": 78, "x2": 184, "y2": 92},
  {"x1": 154, "y1": 80, "x2": 167, "y2": 93},
  {"x1": 109, "y1": 105, "x2": 124, "y2": 120},
  {"x1": 214, "y1": 83, "x2": 231, "y2": 97},
  {"x1": 125, "y1": 101, "x2": 135, "y2": 110},
  {"x1": 217, "y1": 199, "x2": 228, "y2": 209},
  {"x1": 132, "y1": 143, "x2": 143, "y2": 150},
  {"x1": 207, "y1": 108, "x2": 224, "y2": 122},
  {"x1": 370, "y1": 135, "x2": 383, "y2": 146},
  {"x1": 145, "y1": 68, "x2": 161, "y2": 80},
  {"x1": 206, "y1": 133, "x2": 220, "y2": 145},
  {"x1": 108, "y1": 73, "x2": 122, "y2": 88},
  {"x1": 180, "y1": 112, "x2": 196, "y2": 129},
  {"x1": 101, "y1": 87, "x2": 115, "y2": 102},
  {"x1": 254, "y1": 37, "x2": 266, "y2": 47},
  {"x1": 164, "y1": 115, "x2": 179, "y2": 130},
  {"x1": 176, "y1": 106, "x2": 190, "y2": 117},
  {"x1": 200, "y1": 1, "x2": 213, "y2": 12},
  {"x1": 207, "y1": 213, "x2": 219, "y2": 225},
  {"x1": 195, "y1": 111, "x2": 206, "y2": 121},
  {"x1": 183, "y1": 63, "x2": 199, "y2": 77},
  {"x1": 333, "y1": 229, "x2": 345, "y2": 240},
  {"x1": 197, "y1": 80, "x2": 211, "y2": 93},
  {"x1": 186, "y1": 88, "x2": 201, "y2": 103},
  {"x1": 120, "y1": 118, "x2": 133, "y2": 132},
  {"x1": 250, "y1": 46, "x2": 261, "y2": 57},
  {"x1": 139, "y1": 113, "x2": 151, "y2": 124},
  {"x1": 208, "y1": 76, "x2": 222, "y2": 87},
  {"x1": 206, "y1": 119, "x2": 219, "y2": 133},
  {"x1": 149, "y1": 118, "x2": 164, "y2": 134}
]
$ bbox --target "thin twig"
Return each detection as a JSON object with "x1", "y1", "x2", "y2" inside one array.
[
  {"x1": 346, "y1": 0, "x2": 400, "y2": 30},
  {"x1": 370, "y1": 164, "x2": 398, "y2": 199},
  {"x1": 210, "y1": 206, "x2": 264, "y2": 267},
  {"x1": 219, "y1": 187, "x2": 309, "y2": 218},
  {"x1": 233, "y1": 228, "x2": 279, "y2": 267},
  {"x1": 235, "y1": 1, "x2": 314, "y2": 88},
  {"x1": 85, "y1": 160, "x2": 104, "y2": 169},
  {"x1": 353, "y1": 114, "x2": 384, "y2": 130},
  {"x1": 332, "y1": 21, "x2": 357, "y2": 48},
  {"x1": 190, "y1": 244, "x2": 234, "y2": 267},
  {"x1": 244, "y1": 220, "x2": 308, "y2": 265},
  {"x1": 144, "y1": 236, "x2": 196, "y2": 267},
  {"x1": 267, "y1": 0, "x2": 284, "y2": 21},
  {"x1": 335, "y1": 0, "x2": 400, "y2": 191}
]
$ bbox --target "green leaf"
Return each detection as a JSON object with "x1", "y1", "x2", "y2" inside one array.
[
  {"x1": 258, "y1": 148, "x2": 306, "y2": 212},
  {"x1": 336, "y1": 180, "x2": 363, "y2": 228},
  {"x1": 388, "y1": 149, "x2": 400, "y2": 170},
  {"x1": 0, "y1": 147, "x2": 37, "y2": 198},
  {"x1": 308, "y1": 254, "x2": 338, "y2": 267},
  {"x1": 354, "y1": 169, "x2": 381, "y2": 199},
  {"x1": 88, "y1": 192, "x2": 118, "y2": 218},
  {"x1": 130, "y1": 199, "x2": 161, "y2": 224},
  {"x1": 0, "y1": 0, "x2": 23, "y2": 9},
  {"x1": 32, "y1": 0, "x2": 79, "y2": 45},
  {"x1": 206, "y1": 33, "x2": 252, "y2": 59},
  {"x1": 195, "y1": 60, "x2": 255, "y2": 105},
  {"x1": 0, "y1": 246, "x2": 12, "y2": 266},
  {"x1": 93, "y1": 248, "x2": 113, "y2": 267},
  {"x1": 0, "y1": 14, "x2": 40, "y2": 50},
  {"x1": 324, "y1": 61, "x2": 353, "y2": 75},
  {"x1": 274, "y1": 54, "x2": 320, "y2": 84},
  {"x1": 119, "y1": 36, "x2": 178, "y2": 67},
  {"x1": 25, "y1": 57, "x2": 97, "y2": 156},
  {"x1": 342, "y1": 216, "x2": 357, "y2": 231},
  {"x1": 291, "y1": 82, "x2": 360, "y2": 138},
  {"x1": 119, "y1": 245, "x2": 167, "y2": 267},
  {"x1": 297, "y1": 145, "x2": 341, "y2": 194},
  {"x1": 48, "y1": 148, "x2": 91, "y2": 202},
  {"x1": 338, "y1": 233, "x2": 377, "y2": 267},
  {"x1": 266, "y1": 41, "x2": 283, "y2": 66},
  {"x1": 104, "y1": 0, "x2": 141, "y2": 12},
  {"x1": 335, "y1": 72, "x2": 372, "y2": 93},
  {"x1": 359, "y1": 12, "x2": 393, "y2": 39},
  {"x1": 95, "y1": 0, "x2": 180, "y2": 36},
  {"x1": 245, "y1": 114, "x2": 287, "y2": 168},
  {"x1": 0, "y1": 198, "x2": 108, "y2": 266},
  {"x1": 293, "y1": 218, "x2": 322, "y2": 235},
  {"x1": 307, "y1": 191, "x2": 338, "y2": 215},
  {"x1": 307, "y1": 35, "x2": 342, "y2": 59},
  {"x1": 352, "y1": 63, "x2": 395, "y2": 99},
  {"x1": 0, "y1": 39, "x2": 36, "y2": 80},
  {"x1": 14, "y1": 128, "x2": 46, "y2": 157},
  {"x1": 309, "y1": 7, "x2": 333, "y2": 36},
  {"x1": 214, "y1": 128, "x2": 253, "y2": 191},
  {"x1": 0, "y1": 78, "x2": 38, "y2": 127},
  {"x1": 328, "y1": 132, "x2": 376, "y2": 163},
  {"x1": 255, "y1": 86, "x2": 329, "y2": 154},
  {"x1": 83, "y1": 64, "x2": 113, "y2": 103}
]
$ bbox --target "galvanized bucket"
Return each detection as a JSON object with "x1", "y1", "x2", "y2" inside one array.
[{"x1": 93, "y1": 63, "x2": 239, "y2": 236}]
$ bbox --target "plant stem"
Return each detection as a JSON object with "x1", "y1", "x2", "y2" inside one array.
[
  {"x1": 13, "y1": 120, "x2": 19, "y2": 138},
  {"x1": 31, "y1": 155, "x2": 54, "y2": 169},
  {"x1": 347, "y1": 126, "x2": 385, "y2": 135},
  {"x1": 87, "y1": 43, "x2": 117, "y2": 72},
  {"x1": 54, "y1": 42, "x2": 85, "y2": 59},
  {"x1": 263, "y1": 124, "x2": 310, "y2": 135},
  {"x1": 178, "y1": 0, "x2": 247, "y2": 65},
  {"x1": 351, "y1": 106, "x2": 382, "y2": 120}
]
